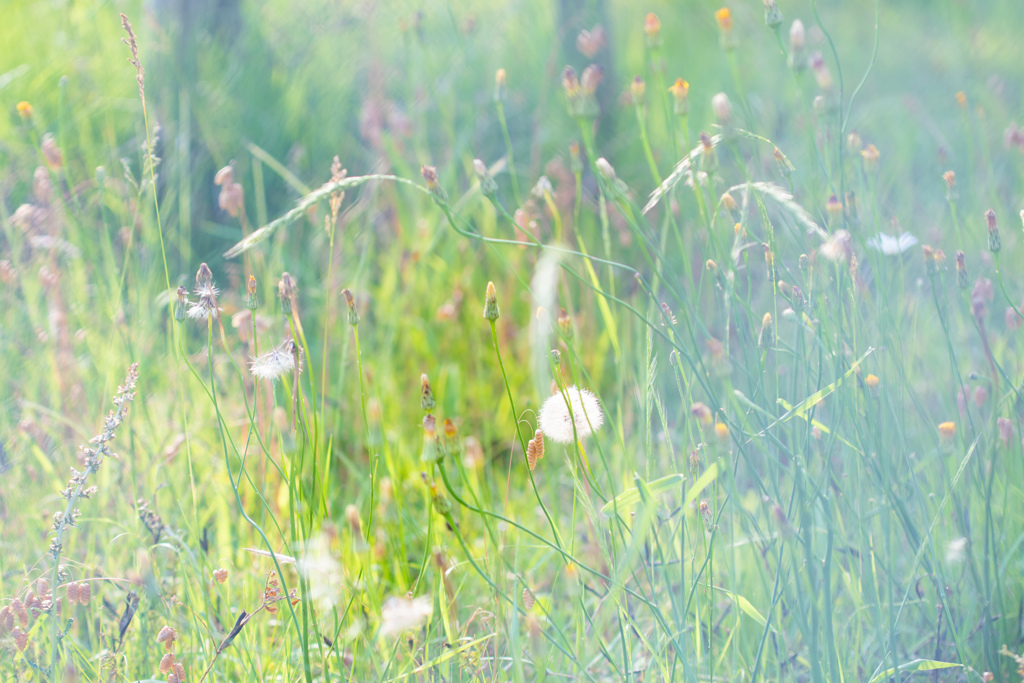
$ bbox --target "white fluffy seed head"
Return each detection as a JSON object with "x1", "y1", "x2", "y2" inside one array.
[
  {"x1": 538, "y1": 385, "x2": 604, "y2": 444},
  {"x1": 187, "y1": 282, "x2": 221, "y2": 321},
  {"x1": 250, "y1": 340, "x2": 301, "y2": 380}
]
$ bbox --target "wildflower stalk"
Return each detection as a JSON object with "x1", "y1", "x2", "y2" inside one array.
[
  {"x1": 495, "y1": 101, "x2": 522, "y2": 207},
  {"x1": 633, "y1": 102, "x2": 661, "y2": 185},
  {"x1": 200, "y1": 318, "x2": 313, "y2": 683},
  {"x1": 487, "y1": 319, "x2": 564, "y2": 547},
  {"x1": 351, "y1": 322, "x2": 376, "y2": 543},
  {"x1": 50, "y1": 363, "x2": 139, "y2": 678}
]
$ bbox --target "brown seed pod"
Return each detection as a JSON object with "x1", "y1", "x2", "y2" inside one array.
[
  {"x1": 11, "y1": 598, "x2": 28, "y2": 627},
  {"x1": 159, "y1": 653, "x2": 175, "y2": 674},
  {"x1": 66, "y1": 583, "x2": 80, "y2": 606},
  {"x1": 13, "y1": 627, "x2": 28, "y2": 651},
  {"x1": 156, "y1": 625, "x2": 177, "y2": 650},
  {"x1": 522, "y1": 587, "x2": 535, "y2": 610},
  {"x1": 78, "y1": 582, "x2": 91, "y2": 606}
]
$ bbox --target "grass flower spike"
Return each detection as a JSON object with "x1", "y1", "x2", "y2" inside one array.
[{"x1": 538, "y1": 385, "x2": 604, "y2": 444}]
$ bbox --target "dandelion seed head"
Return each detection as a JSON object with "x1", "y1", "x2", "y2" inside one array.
[
  {"x1": 538, "y1": 385, "x2": 604, "y2": 444},
  {"x1": 945, "y1": 537, "x2": 967, "y2": 564},
  {"x1": 187, "y1": 282, "x2": 220, "y2": 321},
  {"x1": 379, "y1": 594, "x2": 433, "y2": 638},
  {"x1": 250, "y1": 340, "x2": 301, "y2": 380}
]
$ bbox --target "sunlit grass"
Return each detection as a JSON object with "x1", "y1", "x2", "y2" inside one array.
[{"x1": 2, "y1": 0, "x2": 1024, "y2": 681}]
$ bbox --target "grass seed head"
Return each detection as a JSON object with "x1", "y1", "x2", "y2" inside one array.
[
  {"x1": 526, "y1": 429, "x2": 544, "y2": 470},
  {"x1": 156, "y1": 625, "x2": 177, "y2": 650}
]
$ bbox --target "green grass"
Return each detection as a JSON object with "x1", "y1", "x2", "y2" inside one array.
[{"x1": 2, "y1": 0, "x2": 1024, "y2": 680}]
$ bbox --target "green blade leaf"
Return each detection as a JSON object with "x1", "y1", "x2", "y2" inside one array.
[{"x1": 601, "y1": 473, "x2": 685, "y2": 517}]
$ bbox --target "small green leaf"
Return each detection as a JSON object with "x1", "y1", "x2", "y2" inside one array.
[
  {"x1": 868, "y1": 659, "x2": 960, "y2": 683},
  {"x1": 712, "y1": 586, "x2": 776, "y2": 633},
  {"x1": 601, "y1": 473, "x2": 685, "y2": 517},
  {"x1": 684, "y1": 462, "x2": 719, "y2": 508}
]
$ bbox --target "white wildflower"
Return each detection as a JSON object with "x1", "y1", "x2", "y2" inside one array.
[
  {"x1": 187, "y1": 283, "x2": 221, "y2": 321},
  {"x1": 250, "y1": 340, "x2": 301, "y2": 380},
  {"x1": 538, "y1": 385, "x2": 604, "y2": 444},
  {"x1": 866, "y1": 231, "x2": 918, "y2": 255},
  {"x1": 945, "y1": 537, "x2": 967, "y2": 564},
  {"x1": 379, "y1": 595, "x2": 433, "y2": 638}
]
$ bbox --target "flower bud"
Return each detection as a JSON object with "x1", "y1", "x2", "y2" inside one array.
[
  {"x1": 421, "y1": 165, "x2": 448, "y2": 202},
  {"x1": 494, "y1": 68, "x2": 506, "y2": 103},
  {"x1": 788, "y1": 20, "x2": 806, "y2": 70},
  {"x1": 569, "y1": 140, "x2": 582, "y2": 173},
  {"x1": 860, "y1": 144, "x2": 880, "y2": 173},
  {"x1": 175, "y1": 286, "x2": 188, "y2": 321},
  {"x1": 763, "y1": 0, "x2": 783, "y2": 29},
  {"x1": 668, "y1": 78, "x2": 690, "y2": 116},
  {"x1": 420, "y1": 414, "x2": 441, "y2": 464},
  {"x1": 715, "y1": 8, "x2": 735, "y2": 49},
  {"x1": 986, "y1": 209, "x2": 1001, "y2": 253},
  {"x1": 630, "y1": 76, "x2": 646, "y2": 105},
  {"x1": 483, "y1": 281, "x2": 500, "y2": 321},
  {"x1": 420, "y1": 373, "x2": 436, "y2": 411},
  {"x1": 943, "y1": 170, "x2": 958, "y2": 201},
  {"x1": 196, "y1": 262, "x2": 213, "y2": 287},
  {"x1": 473, "y1": 159, "x2": 497, "y2": 196},
  {"x1": 558, "y1": 308, "x2": 573, "y2": 339},
  {"x1": 644, "y1": 13, "x2": 661, "y2": 48},
  {"x1": 826, "y1": 195, "x2": 842, "y2": 224},
  {"x1": 246, "y1": 275, "x2": 259, "y2": 310},
  {"x1": 342, "y1": 288, "x2": 359, "y2": 325},
  {"x1": 278, "y1": 272, "x2": 295, "y2": 314},
  {"x1": 711, "y1": 92, "x2": 732, "y2": 125}
]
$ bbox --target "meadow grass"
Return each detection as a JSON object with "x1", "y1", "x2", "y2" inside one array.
[{"x1": 2, "y1": 0, "x2": 1024, "y2": 680}]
